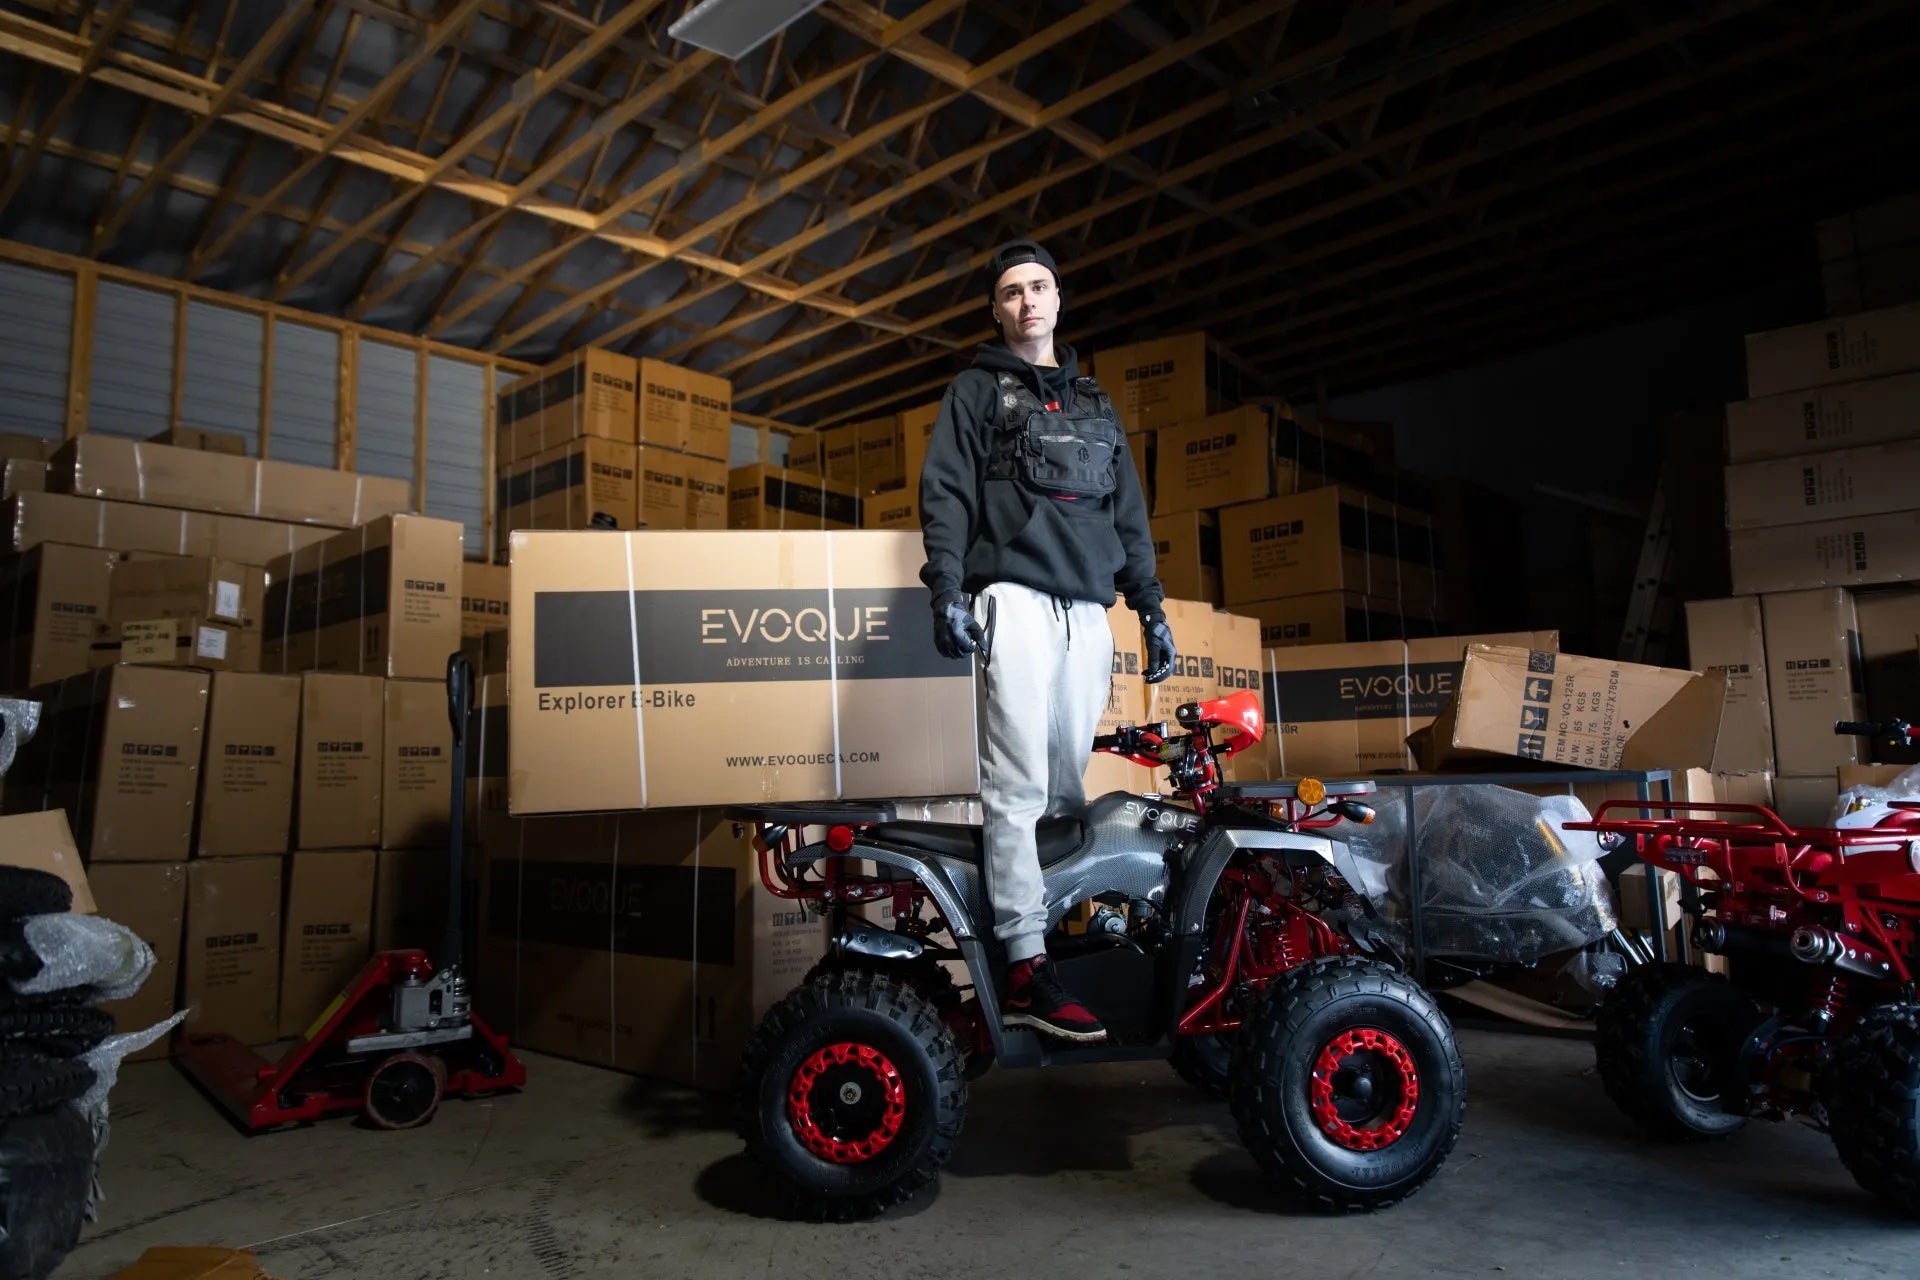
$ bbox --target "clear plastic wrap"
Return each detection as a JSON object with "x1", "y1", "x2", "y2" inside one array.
[
  {"x1": 11, "y1": 915, "x2": 154, "y2": 1003},
  {"x1": 0, "y1": 697, "x2": 40, "y2": 782},
  {"x1": 1832, "y1": 763, "x2": 1920, "y2": 824},
  {"x1": 1335, "y1": 783, "x2": 1619, "y2": 966}
]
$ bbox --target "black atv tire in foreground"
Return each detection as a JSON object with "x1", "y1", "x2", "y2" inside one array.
[
  {"x1": 1593, "y1": 962, "x2": 1760, "y2": 1142},
  {"x1": 1825, "y1": 1002, "x2": 1920, "y2": 1218},
  {"x1": 1230, "y1": 956, "x2": 1467, "y2": 1212}
]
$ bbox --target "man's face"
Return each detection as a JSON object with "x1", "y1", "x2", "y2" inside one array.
[{"x1": 992, "y1": 262, "x2": 1059, "y2": 345}]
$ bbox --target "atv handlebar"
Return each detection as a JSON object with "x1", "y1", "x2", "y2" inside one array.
[{"x1": 1836, "y1": 718, "x2": 1919, "y2": 745}]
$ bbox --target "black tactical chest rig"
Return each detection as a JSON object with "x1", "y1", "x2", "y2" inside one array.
[{"x1": 983, "y1": 372, "x2": 1125, "y2": 501}]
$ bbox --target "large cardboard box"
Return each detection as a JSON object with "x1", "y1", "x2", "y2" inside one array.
[
  {"x1": 1, "y1": 542, "x2": 117, "y2": 688},
  {"x1": 900, "y1": 403, "x2": 940, "y2": 487},
  {"x1": 278, "y1": 850, "x2": 376, "y2": 1039},
  {"x1": 37, "y1": 665, "x2": 209, "y2": 862},
  {"x1": 1853, "y1": 587, "x2": 1920, "y2": 762},
  {"x1": 49, "y1": 435, "x2": 410, "y2": 528},
  {"x1": 1, "y1": 492, "x2": 336, "y2": 565},
  {"x1": 862, "y1": 487, "x2": 919, "y2": 531},
  {"x1": 107, "y1": 556, "x2": 263, "y2": 629},
  {"x1": 1745, "y1": 302, "x2": 1920, "y2": 399},
  {"x1": 382, "y1": 677, "x2": 453, "y2": 851},
  {"x1": 373, "y1": 847, "x2": 450, "y2": 952},
  {"x1": 1153, "y1": 406, "x2": 1308, "y2": 517},
  {"x1": 89, "y1": 616, "x2": 259, "y2": 674},
  {"x1": 264, "y1": 514, "x2": 463, "y2": 681},
  {"x1": 0, "y1": 810, "x2": 94, "y2": 912},
  {"x1": 461, "y1": 561, "x2": 510, "y2": 639},
  {"x1": 0, "y1": 433, "x2": 58, "y2": 464},
  {"x1": 1144, "y1": 599, "x2": 1218, "y2": 726},
  {"x1": 495, "y1": 437, "x2": 638, "y2": 553},
  {"x1": 820, "y1": 424, "x2": 861, "y2": 484},
  {"x1": 1683, "y1": 596, "x2": 1775, "y2": 773},
  {"x1": 3, "y1": 458, "x2": 46, "y2": 499},
  {"x1": 1761, "y1": 589, "x2": 1864, "y2": 776},
  {"x1": 1725, "y1": 371, "x2": 1920, "y2": 463},
  {"x1": 478, "y1": 809, "x2": 827, "y2": 1088},
  {"x1": 855, "y1": 417, "x2": 904, "y2": 491},
  {"x1": 296, "y1": 672, "x2": 384, "y2": 850},
  {"x1": 1239, "y1": 591, "x2": 1432, "y2": 649},
  {"x1": 637, "y1": 358, "x2": 732, "y2": 460},
  {"x1": 1085, "y1": 605, "x2": 1154, "y2": 797},
  {"x1": 149, "y1": 426, "x2": 247, "y2": 455},
  {"x1": 497, "y1": 348, "x2": 638, "y2": 463},
  {"x1": 1729, "y1": 510, "x2": 1920, "y2": 595},
  {"x1": 1219, "y1": 486, "x2": 1422, "y2": 606},
  {"x1": 197, "y1": 672, "x2": 300, "y2": 857},
  {"x1": 1775, "y1": 774, "x2": 1842, "y2": 827},
  {"x1": 1261, "y1": 631, "x2": 1559, "y2": 778},
  {"x1": 183, "y1": 855, "x2": 281, "y2": 1047},
  {"x1": 635, "y1": 445, "x2": 691, "y2": 530},
  {"x1": 1095, "y1": 332, "x2": 1226, "y2": 433},
  {"x1": 1412, "y1": 645, "x2": 1726, "y2": 772},
  {"x1": 726, "y1": 466, "x2": 860, "y2": 530},
  {"x1": 1818, "y1": 194, "x2": 1920, "y2": 316},
  {"x1": 685, "y1": 453, "x2": 729, "y2": 530},
  {"x1": 1724, "y1": 439, "x2": 1920, "y2": 530},
  {"x1": 1150, "y1": 511, "x2": 1222, "y2": 606},
  {"x1": 506, "y1": 529, "x2": 980, "y2": 815},
  {"x1": 1213, "y1": 609, "x2": 1266, "y2": 782},
  {"x1": 87, "y1": 861, "x2": 185, "y2": 1062}
]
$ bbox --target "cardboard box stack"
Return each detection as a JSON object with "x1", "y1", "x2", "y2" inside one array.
[{"x1": 1817, "y1": 190, "x2": 1920, "y2": 319}]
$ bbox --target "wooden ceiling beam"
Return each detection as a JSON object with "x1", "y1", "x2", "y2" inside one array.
[{"x1": 0, "y1": 0, "x2": 135, "y2": 218}]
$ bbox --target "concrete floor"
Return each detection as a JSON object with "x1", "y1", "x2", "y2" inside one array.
[{"x1": 53, "y1": 1025, "x2": 1919, "y2": 1280}]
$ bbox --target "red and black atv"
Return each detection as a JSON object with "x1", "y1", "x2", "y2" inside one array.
[
  {"x1": 1565, "y1": 718, "x2": 1920, "y2": 1216},
  {"x1": 726, "y1": 689, "x2": 1466, "y2": 1221}
]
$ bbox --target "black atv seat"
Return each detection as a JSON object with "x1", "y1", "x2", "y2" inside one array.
[{"x1": 865, "y1": 817, "x2": 1085, "y2": 868}]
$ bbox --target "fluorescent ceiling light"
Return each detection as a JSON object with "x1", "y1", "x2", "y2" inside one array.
[{"x1": 667, "y1": 0, "x2": 831, "y2": 60}]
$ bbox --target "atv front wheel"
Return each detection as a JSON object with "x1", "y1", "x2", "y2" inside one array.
[
  {"x1": 1229, "y1": 956, "x2": 1464, "y2": 1211},
  {"x1": 737, "y1": 969, "x2": 967, "y2": 1221},
  {"x1": 1593, "y1": 962, "x2": 1760, "y2": 1142},
  {"x1": 1826, "y1": 1003, "x2": 1920, "y2": 1218}
]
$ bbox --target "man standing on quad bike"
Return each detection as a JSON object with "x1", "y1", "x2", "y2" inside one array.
[{"x1": 918, "y1": 238, "x2": 1176, "y2": 1045}]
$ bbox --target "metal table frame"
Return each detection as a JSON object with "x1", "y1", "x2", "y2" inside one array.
[{"x1": 1361, "y1": 768, "x2": 1677, "y2": 984}]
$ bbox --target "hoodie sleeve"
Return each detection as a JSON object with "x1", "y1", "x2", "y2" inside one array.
[
  {"x1": 1111, "y1": 433, "x2": 1165, "y2": 614},
  {"x1": 918, "y1": 378, "x2": 987, "y2": 601}
]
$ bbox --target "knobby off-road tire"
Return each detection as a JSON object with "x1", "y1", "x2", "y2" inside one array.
[
  {"x1": 737, "y1": 969, "x2": 968, "y2": 1222},
  {"x1": 0, "y1": 1004, "x2": 114, "y2": 1059},
  {"x1": 1171, "y1": 1033, "x2": 1233, "y2": 1100},
  {"x1": 1826, "y1": 1002, "x2": 1920, "y2": 1218},
  {"x1": 1593, "y1": 962, "x2": 1759, "y2": 1142},
  {"x1": 1229, "y1": 956, "x2": 1465, "y2": 1212},
  {"x1": 803, "y1": 956, "x2": 995, "y2": 1080},
  {"x1": 0, "y1": 1053, "x2": 94, "y2": 1122}
]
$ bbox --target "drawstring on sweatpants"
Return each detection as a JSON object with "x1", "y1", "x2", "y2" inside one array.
[{"x1": 1050, "y1": 594, "x2": 1074, "y2": 645}]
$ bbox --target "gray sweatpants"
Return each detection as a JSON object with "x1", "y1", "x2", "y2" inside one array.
[{"x1": 973, "y1": 581, "x2": 1115, "y2": 962}]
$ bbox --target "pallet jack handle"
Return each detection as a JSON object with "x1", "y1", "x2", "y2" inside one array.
[{"x1": 443, "y1": 649, "x2": 474, "y2": 975}]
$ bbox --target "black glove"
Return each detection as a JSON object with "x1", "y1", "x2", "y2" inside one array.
[
  {"x1": 931, "y1": 590, "x2": 985, "y2": 660},
  {"x1": 1141, "y1": 609, "x2": 1177, "y2": 684}
]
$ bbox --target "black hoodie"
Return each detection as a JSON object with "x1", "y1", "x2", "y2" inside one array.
[{"x1": 918, "y1": 341, "x2": 1163, "y2": 614}]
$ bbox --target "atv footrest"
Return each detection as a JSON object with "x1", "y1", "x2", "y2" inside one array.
[{"x1": 725, "y1": 801, "x2": 899, "y2": 827}]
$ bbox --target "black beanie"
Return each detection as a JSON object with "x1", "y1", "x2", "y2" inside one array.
[{"x1": 986, "y1": 239, "x2": 1059, "y2": 301}]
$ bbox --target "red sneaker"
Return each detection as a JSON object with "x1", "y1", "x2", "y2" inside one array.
[{"x1": 1003, "y1": 956, "x2": 1108, "y2": 1044}]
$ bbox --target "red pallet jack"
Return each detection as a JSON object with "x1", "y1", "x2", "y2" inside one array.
[{"x1": 175, "y1": 652, "x2": 527, "y2": 1131}]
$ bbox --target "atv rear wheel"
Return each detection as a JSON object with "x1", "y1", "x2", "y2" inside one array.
[
  {"x1": 1229, "y1": 956, "x2": 1464, "y2": 1212},
  {"x1": 1170, "y1": 1034, "x2": 1233, "y2": 1099},
  {"x1": 737, "y1": 969, "x2": 967, "y2": 1221},
  {"x1": 1825, "y1": 1002, "x2": 1920, "y2": 1218},
  {"x1": 803, "y1": 955, "x2": 994, "y2": 1081},
  {"x1": 1593, "y1": 962, "x2": 1759, "y2": 1142}
]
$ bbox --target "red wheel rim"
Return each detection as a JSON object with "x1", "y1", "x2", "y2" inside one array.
[
  {"x1": 787, "y1": 1042, "x2": 907, "y2": 1164},
  {"x1": 1310, "y1": 1027, "x2": 1420, "y2": 1151}
]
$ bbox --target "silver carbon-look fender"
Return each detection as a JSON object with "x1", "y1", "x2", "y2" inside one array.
[
  {"x1": 786, "y1": 840, "x2": 977, "y2": 940},
  {"x1": 1173, "y1": 825, "x2": 1343, "y2": 938}
]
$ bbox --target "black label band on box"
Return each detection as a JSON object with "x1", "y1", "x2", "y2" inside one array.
[
  {"x1": 532, "y1": 586, "x2": 955, "y2": 688},
  {"x1": 487, "y1": 859, "x2": 736, "y2": 965},
  {"x1": 1265, "y1": 658, "x2": 1462, "y2": 723},
  {"x1": 265, "y1": 544, "x2": 392, "y2": 641}
]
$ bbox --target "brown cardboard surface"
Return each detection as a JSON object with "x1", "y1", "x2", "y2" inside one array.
[
  {"x1": 684, "y1": 453, "x2": 729, "y2": 529},
  {"x1": 0, "y1": 492, "x2": 331, "y2": 565},
  {"x1": 88, "y1": 861, "x2": 183, "y2": 1061},
  {"x1": 820, "y1": 424, "x2": 860, "y2": 484},
  {"x1": 636, "y1": 445, "x2": 691, "y2": 529},
  {"x1": 637, "y1": 358, "x2": 732, "y2": 459},
  {"x1": 264, "y1": 514, "x2": 463, "y2": 681},
  {"x1": 0, "y1": 810, "x2": 95, "y2": 912},
  {"x1": 1730, "y1": 509, "x2": 1920, "y2": 594},
  {"x1": 0, "y1": 432, "x2": 57, "y2": 463},
  {"x1": 3, "y1": 457, "x2": 46, "y2": 498},
  {"x1": 506, "y1": 529, "x2": 980, "y2": 815},
  {"x1": 1097, "y1": 332, "x2": 1219, "y2": 432},
  {"x1": 899, "y1": 403, "x2": 939, "y2": 487},
  {"x1": 1745, "y1": 302, "x2": 1920, "y2": 398},
  {"x1": 1145, "y1": 599, "x2": 1218, "y2": 727},
  {"x1": 1150, "y1": 511, "x2": 1222, "y2": 606},
  {"x1": 1683, "y1": 596, "x2": 1775, "y2": 773},
  {"x1": 786, "y1": 431, "x2": 821, "y2": 474},
  {"x1": 373, "y1": 847, "x2": 449, "y2": 951},
  {"x1": 40, "y1": 665, "x2": 209, "y2": 862},
  {"x1": 725, "y1": 466, "x2": 860, "y2": 530},
  {"x1": 109, "y1": 556, "x2": 263, "y2": 629},
  {"x1": 1774, "y1": 775, "x2": 1841, "y2": 826},
  {"x1": 862, "y1": 486, "x2": 919, "y2": 530},
  {"x1": 1212, "y1": 609, "x2": 1266, "y2": 782},
  {"x1": 90, "y1": 617, "x2": 259, "y2": 673},
  {"x1": 1, "y1": 542, "x2": 117, "y2": 688},
  {"x1": 1853, "y1": 587, "x2": 1920, "y2": 760},
  {"x1": 1219, "y1": 486, "x2": 1419, "y2": 606},
  {"x1": 296, "y1": 672, "x2": 383, "y2": 850},
  {"x1": 279, "y1": 850, "x2": 376, "y2": 1039},
  {"x1": 197, "y1": 672, "x2": 299, "y2": 857},
  {"x1": 460, "y1": 561, "x2": 510, "y2": 639},
  {"x1": 184, "y1": 855, "x2": 281, "y2": 1047},
  {"x1": 105, "y1": 1244, "x2": 276, "y2": 1279},
  {"x1": 1725, "y1": 370, "x2": 1920, "y2": 463},
  {"x1": 1238, "y1": 591, "x2": 1427, "y2": 649},
  {"x1": 1152, "y1": 406, "x2": 1307, "y2": 517},
  {"x1": 149, "y1": 426, "x2": 247, "y2": 455},
  {"x1": 1724, "y1": 439, "x2": 1920, "y2": 530},
  {"x1": 1761, "y1": 589, "x2": 1864, "y2": 775},
  {"x1": 854, "y1": 417, "x2": 904, "y2": 490},
  {"x1": 497, "y1": 348, "x2": 637, "y2": 462},
  {"x1": 382, "y1": 677, "x2": 453, "y2": 850},
  {"x1": 496, "y1": 437, "x2": 638, "y2": 554},
  {"x1": 1085, "y1": 605, "x2": 1154, "y2": 798},
  {"x1": 49, "y1": 436, "x2": 408, "y2": 528},
  {"x1": 1838, "y1": 763, "x2": 1907, "y2": 791}
]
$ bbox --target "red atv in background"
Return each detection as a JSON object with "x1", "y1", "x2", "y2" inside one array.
[
  {"x1": 727, "y1": 689, "x2": 1466, "y2": 1222},
  {"x1": 1565, "y1": 718, "x2": 1920, "y2": 1216}
]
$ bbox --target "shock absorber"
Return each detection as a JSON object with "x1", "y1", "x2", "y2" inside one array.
[{"x1": 1810, "y1": 972, "x2": 1846, "y2": 1030}]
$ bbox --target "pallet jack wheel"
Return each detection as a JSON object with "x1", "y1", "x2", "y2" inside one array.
[{"x1": 364, "y1": 1052, "x2": 447, "y2": 1130}]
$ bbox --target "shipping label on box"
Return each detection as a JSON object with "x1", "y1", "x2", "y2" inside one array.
[
  {"x1": 726, "y1": 466, "x2": 860, "y2": 530},
  {"x1": 1150, "y1": 511, "x2": 1221, "y2": 606},
  {"x1": 1725, "y1": 370, "x2": 1920, "y2": 463},
  {"x1": 184, "y1": 855, "x2": 282, "y2": 1047},
  {"x1": 1731, "y1": 510, "x2": 1920, "y2": 595},
  {"x1": 87, "y1": 861, "x2": 184, "y2": 1062},
  {"x1": 108, "y1": 556, "x2": 264, "y2": 629},
  {"x1": 383, "y1": 677, "x2": 453, "y2": 851},
  {"x1": 685, "y1": 454, "x2": 729, "y2": 530},
  {"x1": 279, "y1": 851, "x2": 376, "y2": 1039},
  {"x1": 266, "y1": 514, "x2": 463, "y2": 682},
  {"x1": 40, "y1": 665, "x2": 209, "y2": 863},
  {"x1": 1744, "y1": 302, "x2": 1920, "y2": 399},
  {"x1": 297, "y1": 672, "x2": 384, "y2": 850},
  {"x1": 1761, "y1": 589, "x2": 1864, "y2": 775},
  {"x1": 506, "y1": 529, "x2": 980, "y2": 815},
  {"x1": 91, "y1": 616, "x2": 258, "y2": 673},
  {"x1": 198, "y1": 672, "x2": 299, "y2": 856},
  {"x1": 1725, "y1": 438, "x2": 1920, "y2": 530},
  {"x1": 1684, "y1": 596, "x2": 1775, "y2": 773},
  {"x1": 637, "y1": 359, "x2": 732, "y2": 460},
  {"x1": 636, "y1": 446, "x2": 691, "y2": 530},
  {"x1": 1, "y1": 542, "x2": 116, "y2": 688}
]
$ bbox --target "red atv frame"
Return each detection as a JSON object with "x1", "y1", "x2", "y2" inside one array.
[{"x1": 1564, "y1": 717, "x2": 1920, "y2": 1216}]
